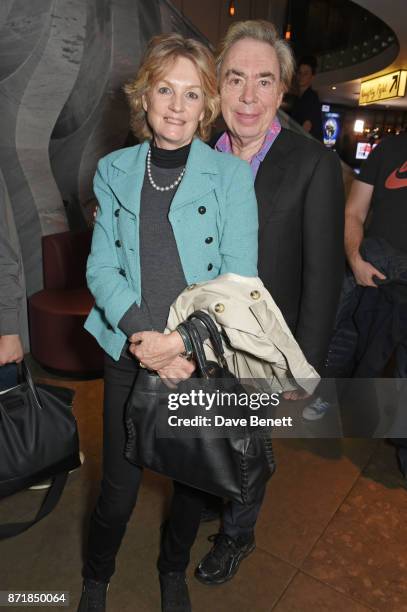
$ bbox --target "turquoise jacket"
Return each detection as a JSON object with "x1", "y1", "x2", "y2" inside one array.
[{"x1": 84, "y1": 138, "x2": 258, "y2": 360}]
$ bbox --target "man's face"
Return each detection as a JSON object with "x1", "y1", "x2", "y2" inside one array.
[
  {"x1": 297, "y1": 64, "x2": 314, "y2": 90},
  {"x1": 219, "y1": 38, "x2": 283, "y2": 145}
]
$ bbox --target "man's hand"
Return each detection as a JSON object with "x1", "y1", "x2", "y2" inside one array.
[
  {"x1": 282, "y1": 389, "x2": 311, "y2": 401},
  {"x1": 0, "y1": 334, "x2": 24, "y2": 366},
  {"x1": 350, "y1": 257, "x2": 386, "y2": 287},
  {"x1": 128, "y1": 330, "x2": 185, "y2": 370}
]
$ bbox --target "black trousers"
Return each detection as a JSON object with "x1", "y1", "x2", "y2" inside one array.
[{"x1": 83, "y1": 353, "x2": 210, "y2": 583}]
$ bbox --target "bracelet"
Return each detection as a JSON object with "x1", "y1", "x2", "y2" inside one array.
[{"x1": 176, "y1": 323, "x2": 193, "y2": 358}]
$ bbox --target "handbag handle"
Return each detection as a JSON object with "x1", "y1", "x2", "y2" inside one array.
[
  {"x1": 1, "y1": 361, "x2": 43, "y2": 411},
  {"x1": 187, "y1": 311, "x2": 228, "y2": 367},
  {"x1": 177, "y1": 321, "x2": 209, "y2": 378},
  {"x1": 177, "y1": 312, "x2": 228, "y2": 378}
]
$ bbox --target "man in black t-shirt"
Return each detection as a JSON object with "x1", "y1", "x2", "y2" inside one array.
[
  {"x1": 291, "y1": 56, "x2": 323, "y2": 142},
  {"x1": 345, "y1": 132, "x2": 407, "y2": 284},
  {"x1": 345, "y1": 132, "x2": 407, "y2": 473}
]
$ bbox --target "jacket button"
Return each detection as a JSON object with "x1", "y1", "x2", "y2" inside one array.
[
  {"x1": 250, "y1": 290, "x2": 261, "y2": 300},
  {"x1": 115, "y1": 240, "x2": 121, "y2": 248},
  {"x1": 207, "y1": 263, "x2": 213, "y2": 271},
  {"x1": 119, "y1": 268, "x2": 126, "y2": 277},
  {"x1": 114, "y1": 209, "x2": 120, "y2": 217},
  {"x1": 187, "y1": 284, "x2": 196, "y2": 290},
  {"x1": 198, "y1": 206, "x2": 206, "y2": 214},
  {"x1": 214, "y1": 303, "x2": 225, "y2": 313},
  {"x1": 205, "y1": 237, "x2": 213, "y2": 244}
]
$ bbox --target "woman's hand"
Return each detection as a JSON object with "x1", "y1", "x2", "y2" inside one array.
[
  {"x1": 128, "y1": 330, "x2": 185, "y2": 370},
  {"x1": 157, "y1": 355, "x2": 196, "y2": 389}
]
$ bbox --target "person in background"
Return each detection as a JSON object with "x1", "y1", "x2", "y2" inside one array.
[
  {"x1": 195, "y1": 19, "x2": 344, "y2": 586},
  {"x1": 79, "y1": 33, "x2": 258, "y2": 612},
  {"x1": 0, "y1": 195, "x2": 24, "y2": 391},
  {"x1": 345, "y1": 131, "x2": 407, "y2": 473},
  {"x1": 291, "y1": 55, "x2": 323, "y2": 142}
]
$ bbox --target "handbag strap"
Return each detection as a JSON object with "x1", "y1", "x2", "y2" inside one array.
[
  {"x1": 0, "y1": 472, "x2": 68, "y2": 540},
  {"x1": 177, "y1": 321, "x2": 209, "y2": 377},
  {"x1": 187, "y1": 311, "x2": 227, "y2": 367},
  {"x1": 17, "y1": 360, "x2": 43, "y2": 409}
]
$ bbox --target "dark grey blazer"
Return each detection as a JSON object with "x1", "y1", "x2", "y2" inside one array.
[{"x1": 255, "y1": 127, "x2": 345, "y2": 370}]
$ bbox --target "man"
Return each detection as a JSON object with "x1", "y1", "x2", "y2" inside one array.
[
  {"x1": 195, "y1": 20, "x2": 344, "y2": 586},
  {"x1": 291, "y1": 55, "x2": 323, "y2": 142},
  {"x1": 345, "y1": 131, "x2": 407, "y2": 471},
  {"x1": 345, "y1": 133, "x2": 407, "y2": 285},
  {"x1": 0, "y1": 195, "x2": 24, "y2": 390}
]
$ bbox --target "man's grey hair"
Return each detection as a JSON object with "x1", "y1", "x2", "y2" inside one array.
[{"x1": 216, "y1": 20, "x2": 295, "y2": 92}]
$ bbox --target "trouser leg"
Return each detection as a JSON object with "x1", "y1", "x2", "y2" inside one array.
[
  {"x1": 83, "y1": 354, "x2": 142, "y2": 583},
  {"x1": 392, "y1": 338, "x2": 407, "y2": 472},
  {"x1": 222, "y1": 483, "x2": 267, "y2": 539},
  {"x1": 158, "y1": 481, "x2": 211, "y2": 574}
]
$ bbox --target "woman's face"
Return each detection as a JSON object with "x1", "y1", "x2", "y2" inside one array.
[{"x1": 142, "y1": 55, "x2": 205, "y2": 149}]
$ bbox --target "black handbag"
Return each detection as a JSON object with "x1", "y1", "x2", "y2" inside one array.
[
  {"x1": 125, "y1": 311, "x2": 275, "y2": 504},
  {"x1": 0, "y1": 361, "x2": 81, "y2": 539}
]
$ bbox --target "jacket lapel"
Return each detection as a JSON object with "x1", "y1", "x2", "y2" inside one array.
[
  {"x1": 107, "y1": 139, "x2": 217, "y2": 215},
  {"x1": 170, "y1": 138, "x2": 218, "y2": 212},
  {"x1": 108, "y1": 142, "x2": 150, "y2": 216},
  {"x1": 255, "y1": 129, "x2": 296, "y2": 236}
]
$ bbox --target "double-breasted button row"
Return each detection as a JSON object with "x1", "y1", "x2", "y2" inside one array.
[
  {"x1": 115, "y1": 239, "x2": 121, "y2": 248},
  {"x1": 198, "y1": 206, "x2": 206, "y2": 214},
  {"x1": 119, "y1": 268, "x2": 126, "y2": 277},
  {"x1": 205, "y1": 237, "x2": 213, "y2": 244},
  {"x1": 114, "y1": 209, "x2": 120, "y2": 217}
]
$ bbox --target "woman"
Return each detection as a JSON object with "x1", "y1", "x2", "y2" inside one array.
[{"x1": 79, "y1": 33, "x2": 258, "y2": 612}]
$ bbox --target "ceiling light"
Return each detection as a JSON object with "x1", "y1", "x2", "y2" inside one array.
[
  {"x1": 228, "y1": 1, "x2": 235, "y2": 17},
  {"x1": 331, "y1": 86, "x2": 337, "y2": 90},
  {"x1": 354, "y1": 119, "x2": 364, "y2": 133}
]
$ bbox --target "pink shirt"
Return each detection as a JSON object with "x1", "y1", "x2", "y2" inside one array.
[{"x1": 215, "y1": 117, "x2": 281, "y2": 177}]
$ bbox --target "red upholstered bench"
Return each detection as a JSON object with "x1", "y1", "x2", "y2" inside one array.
[{"x1": 28, "y1": 230, "x2": 103, "y2": 374}]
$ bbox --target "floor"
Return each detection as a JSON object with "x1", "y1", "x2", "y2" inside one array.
[{"x1": 1, "y1": 362, "x2": 407, "y2": 612}]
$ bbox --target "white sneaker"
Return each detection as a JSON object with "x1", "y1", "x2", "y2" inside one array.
[
  {"x1": 302, "y1": 397, "x2": 330, "y2": 421},
  {"x1": 28, "y1": 451, "x2": 85, "y2": 490}
]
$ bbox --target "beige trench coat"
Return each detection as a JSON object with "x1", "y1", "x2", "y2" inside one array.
[{"x1": 166, "y1": 274, "x2": 320, "y2": 394}]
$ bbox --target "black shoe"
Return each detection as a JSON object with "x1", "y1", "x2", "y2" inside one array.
[
  {"x1": 195, "y1": 532, "x2": 255, "y2": 585},
  {"x1": 77, "y1": 579, "x2": 108, "y2": 611},
  {"x1": 159, "y1": 572, "x2": 191, "y2": 612}
]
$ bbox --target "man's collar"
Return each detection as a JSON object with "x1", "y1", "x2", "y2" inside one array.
[{"x1": 215, "y1": 116, "x2": 281, "y2": 160}]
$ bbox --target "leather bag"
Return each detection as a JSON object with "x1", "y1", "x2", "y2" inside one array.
[
  {"x1": 0, "y1": 361, "x2": 81, "y2": 539},
  {"x1": 124, "y1": 311, "x2": 275, "y2": 504}
]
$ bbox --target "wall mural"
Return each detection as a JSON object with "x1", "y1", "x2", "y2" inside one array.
[{"x1": 0, "y1": 0, "x2": 204, "y2": 300}]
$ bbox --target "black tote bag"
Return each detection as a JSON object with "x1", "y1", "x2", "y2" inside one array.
[
  {"x1": 0, "y1": 361, "x2": 81, "y2": 538},
  {"x1": 124, "y1": 311, "x2": 275, "y2": 504}
]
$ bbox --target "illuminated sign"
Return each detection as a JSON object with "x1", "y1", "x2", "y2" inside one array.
[
  {"x1": 323, "y1": 112, "x2": 340, "y2": 148},
  {"x1": 355, "y1": 142, "x2": 377, "y2": 160},
  {"x1": 359, "y1": 70, "x2": 407, "y2": 105}
]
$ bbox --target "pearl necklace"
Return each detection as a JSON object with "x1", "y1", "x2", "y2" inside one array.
[{"x1": 146, "y1": 148, "x2": 186, "y2": 192}]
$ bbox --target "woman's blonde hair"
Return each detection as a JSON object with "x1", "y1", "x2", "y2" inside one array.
[
  {"x1": 124, "y1": 34, "x2": 220, "y2": 142},
  {"x1": 216, "y1": 20, "x2": 295, "y2": 92}
]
